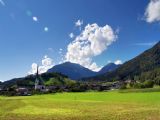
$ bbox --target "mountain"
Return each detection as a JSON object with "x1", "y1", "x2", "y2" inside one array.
[
  {"x1": 86, "y1": 41, "x2": 160, "y2": 82},
  {"x1": 98, "y1": 63, "x2": 121, "y2": 75},
  {"x1": 1, "y1": 62, "x2": 121, "y2": 89},
  {"x1": 47, "y1": 62, "x2": 97, "y2": 80},
  {"x1": 47, "y1": 62, "x2": 120, "y2": 80}
]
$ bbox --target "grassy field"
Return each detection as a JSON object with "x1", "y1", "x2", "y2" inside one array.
[{"x1": 1, "y1": 90, "x2": 160, "y2": 120}]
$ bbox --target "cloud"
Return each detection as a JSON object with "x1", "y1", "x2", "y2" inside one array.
[
  {"x1": 107, "y1": 60, "x2": 112, "y2": 63},
  {"x1": 114, "y1": 60, "x2": 122, "y2": 65},
  {"x1": 48, "y1": 48, "x2": 54, "y2": 52},
  {"x1": 133, "y1": 42, "x2": 157, "y2": 46},
  {"x1": 59, "y1": 48, "x2": 63, "y2": 51},
  {"x1": 28, "y1": 55, "x2": 54, "y2": 74},
  {"x1": 65, "y1": 23, "x2": 117, "y2": 71},
  {"x1": 75, "y1": 20, "x2": 83, "y2": 30},
  {"x1": 107, "y1": 60, "x2": 122, "y2": 65},
  {"x1": 33, "y1": 16, "x2": 38, "y2": 22},
  {"x1": 44, "y1": 27, "x2": 49, "y2": 32},
  {"x1": 115, "y1": 27, "x2": 120, "y2": 34},
  {"x1": 89, "y1": 62, "x2": 102, "y2": 72},
  {"x1": 41, "y1": 55, "x2": 53, "y2": 67},
  {"x1": 59, "y1": 48, "x2": 63, "y2": 54},
  {"x1": 28, "y1": 63, "x2": 38, "y2": 75},
  {"x1": 0, "y1": 0, "x2": 5, "y2": 6},
  {"x1": 69, "y1": 33, "x2": 74, "y2": 39},
  {"x1": 75, "y1": 20, "x2": 83, "y2": 27},
  {"x1": 145, "y1": 0, "x2": 160, "y2": 23}
]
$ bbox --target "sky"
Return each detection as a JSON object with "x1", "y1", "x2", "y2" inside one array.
[{"x1": 0, "y1": 0, "x2": 160, "y2": 81}]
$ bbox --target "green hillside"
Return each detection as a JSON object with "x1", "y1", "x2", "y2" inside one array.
[
  {"x1": 86, "y1": 41, "x2": 160, "y2": 83},
  {"x1": 1, "y1": 72, "x2": 75, "y2": 89}
]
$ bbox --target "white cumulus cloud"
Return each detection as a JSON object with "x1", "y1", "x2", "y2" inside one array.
[
  {"x1": 145, "y1": 0, "x2": 160, "y2": 23},
  {"x1": 59, "y1": 48, "x2": 63, "y2": 54},
  {"x1": 33, "y1": 16, "x2": 38, "y2": 22},
  {"x1": 44, "y1": 27, "x2": 49, "y2": 32},
  {"x1": 75, "y1": 19, "x2": 83, "y2": 27},
  {"x1": 69, "y1": 33, "x2": 74, "y2": 39},
  {"x1": 28, "y1": 63, "x2": 38, "y2": 75},
  {"x1": 28, "y1": 55, "x2": 54, "y2": 74},
  {"x1": 65, "y1": 23, "x2": 117, "y2": 71},
  {"x1": 75, "y1": 20, "x2": 83, "y2": 30},
  {"x1": 114, "y1": 60, "x2": 122, "y2": 65}
]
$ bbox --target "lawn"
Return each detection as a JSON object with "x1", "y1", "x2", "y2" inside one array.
[{"x1": 0, "y1": 90, "x2": 160, "y2": 120}]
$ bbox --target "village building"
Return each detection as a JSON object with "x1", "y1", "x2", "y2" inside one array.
[{"x1": 16, "y1": 88, "x2": 29, "y2": 96}]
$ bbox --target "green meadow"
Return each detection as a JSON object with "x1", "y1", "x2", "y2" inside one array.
[{"x1": 1, "y1": 90, "x2": 160, "y2": 120}]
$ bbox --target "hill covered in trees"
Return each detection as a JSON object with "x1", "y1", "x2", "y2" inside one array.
[
  {"x1": 85, "y1": 41, "x2": 160, "y2": 84},
  {"x1": 1, "y1": 73, "x2": 75, "y2": 89}
]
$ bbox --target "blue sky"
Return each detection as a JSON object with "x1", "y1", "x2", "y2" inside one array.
[{"x1": 0, "y1": 0, "x2": 160, "y2": 81}]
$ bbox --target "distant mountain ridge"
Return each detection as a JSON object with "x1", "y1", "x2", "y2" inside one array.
[
  {"x1": 47, "y1": 62, "x2": 120, "y2": 80},
  {"x1": 98, "y1": 63, "x2": 121, "y2": 75},
  {"x1": 47, "y1": 62, "x2": 97, "y2": 80}
]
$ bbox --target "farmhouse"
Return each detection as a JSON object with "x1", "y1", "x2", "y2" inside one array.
[{"x1": 16, "y1": 88, "x2": 29, "y2": 96}]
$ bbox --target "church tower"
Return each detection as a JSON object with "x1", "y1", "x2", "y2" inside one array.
[{"x1": 35, "y1": 66, "x2": 45, "y2": 91}]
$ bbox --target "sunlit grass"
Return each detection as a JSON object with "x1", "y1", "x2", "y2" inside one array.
[{"x1": 0, "y1": 90, "x2": 160, "y2": 120}]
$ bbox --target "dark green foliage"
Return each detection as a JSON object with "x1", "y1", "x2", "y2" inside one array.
[
  {"x1": 119, "y1": 87, "x2": 160, "y2": 93},
  {"x1": 0, "y1": 72, "x2": 115, "y2": 96},
  {"x1": 119, "y1": 83, "x2": 127, "y2": 89},
  {"x1": 132, "y1": 81, "x2": 154, "y2": 89},
  {"x1": 132, "y1": 83, "x2": 143, "y2": 89},
  {"x1": 1, "y1": 73, "x2": 73, "y2": 91},
  {"x1": 67, "y1": 82, "x2": 88, "y2": 92},
  {"x1": 143, "y1": 81, "x2": 154, "y2": 88}
]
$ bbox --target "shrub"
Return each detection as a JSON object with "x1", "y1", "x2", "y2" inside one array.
[
  {"x1": 120, "y1": 84, "x2": 127, "y2": 89},
  {"x1": 133, "y1": 81, "x2": 154, "y2": 89},
  {"x1": 143, "y1": 80, "x2": 154, "y2": 88}
]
